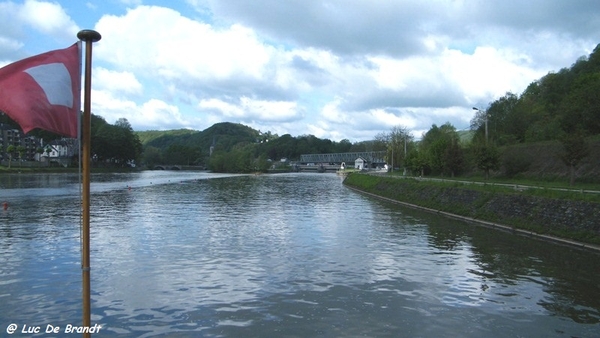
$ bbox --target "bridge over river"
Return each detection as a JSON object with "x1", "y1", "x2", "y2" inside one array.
[
  {"x1": 295, "y1": 151, "x2": 387, "y2": 171},
  {"x1": 299, "y1": 151, "x2": 386, "y2": 165}
]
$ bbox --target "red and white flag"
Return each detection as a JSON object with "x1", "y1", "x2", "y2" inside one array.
[{"x1": 0, "y1": 43, "x2": 81, "y2": 138}]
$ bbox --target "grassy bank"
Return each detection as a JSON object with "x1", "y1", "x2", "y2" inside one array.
[{"x1": 343, "y1": 173, "x2": 600, "y2": 247}]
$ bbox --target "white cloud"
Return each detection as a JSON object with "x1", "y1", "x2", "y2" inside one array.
[
  {"x1": 306, "y1": 122, "x2": 334, "y2": 140},
  {"x1": 138, "y1": 99, "x2": 189, "y2": 129},
  {"x1": 91, "y1": 90, "x2": 190, "y2": 130},
  {"x1": 3, "y1": 1, "x2": 596, "y2": 142},
  {"x1": 369, "y1": 109, "x2": 419, "y2": 129},
  {"x1": 95, "y1": 6, "x2": 271, "y2": 81},
  {"x1": 19, "y1": 0, "x2": 79, "y2": 40},
  {"x1": 321, "y1": 98, "x2": 349, "y2": 125},
  {"x1": 442, "y1": 47, "x2": 545, "y2": 105},
  {"x1": 0, "y1": 36, "x2": 23, "y2": 61},
  {"x1": 93, "y1": 67, "x2": 143, "y2": 96},
  {"x1": 198, "y1": 97, "x2": 301, "y2": 122}
]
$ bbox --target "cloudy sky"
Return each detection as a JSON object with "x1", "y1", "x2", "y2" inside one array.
[{"x1": 1, "y1": 0, "x2": 599, "y2": 141}]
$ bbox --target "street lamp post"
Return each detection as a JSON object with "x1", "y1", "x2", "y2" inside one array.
[
  {"x1": 472, "y1": 107, "x2": 488, "y2": 144},
  {"x1": 403, "y1": 136, "x2": 407, "y2": 176},
  {"x1": 391, "y1": 146, "x2": 393, "y2": 173}
]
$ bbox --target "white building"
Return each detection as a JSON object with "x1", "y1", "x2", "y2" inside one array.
[{"x1": 354, "y1": 157, "x2": 368, "y2": 170}]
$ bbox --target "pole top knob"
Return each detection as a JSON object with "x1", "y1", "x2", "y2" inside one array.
[{"x1": 77, "y1": 30, "x2": 101, "y2": 42}]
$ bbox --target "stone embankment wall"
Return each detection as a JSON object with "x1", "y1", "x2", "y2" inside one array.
[{"x1": 343, "y1": 173, "x2": 600, "y2": 248}]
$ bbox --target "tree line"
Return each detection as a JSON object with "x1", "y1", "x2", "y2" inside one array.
[
  {"x1": 475, "y1": 44, "x2": 600, "y2": 145},
  {"x1": 382, "y1": 44, "x2": 600, "y2": 184},
  {"x1": 137, "y1": 122, "x2": 361, "y2": 171},
  {"x1": 139, "y1": 44, "x2": 600, "y2": 180},
  {"x1": 91, "y1": 115, "x2": 143, "y2": 167},
  {"x1": 376, "y1": 122, "x2": 497, "y2": 180},
  {"x1": 1, "y1": 112, "x2": 142, "y2": 168}
]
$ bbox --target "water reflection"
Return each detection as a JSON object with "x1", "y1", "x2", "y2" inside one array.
[
  {"x1": 411, "y1": 206, "x2": 600, "y2": 325},
  {"x1": 0, "y1": 172, "x2": 599, "y2": 337}
]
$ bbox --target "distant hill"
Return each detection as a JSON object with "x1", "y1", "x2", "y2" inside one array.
[
  {"x1": 136, "y1": 122, "x2": 260, "y2": 160},
  {"x1": 136, "y1": 129, "x2": 197, "y2": 146},
  {"x1": 134, "y1": 122, "x2": 261, "y2": 168},
  {"x1": 458, "y1": 130, "x2": 474, "y2": 144},
  {"x1": 136, "y1": 122, "x2": 356, "y2": 167}
]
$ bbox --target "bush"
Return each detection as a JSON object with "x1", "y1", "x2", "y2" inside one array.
[{"x1": 502, "y1": 152, "x2": 531, "y2": 178}]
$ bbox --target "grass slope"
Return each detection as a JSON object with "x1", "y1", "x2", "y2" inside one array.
[{"x1": 343, "y1": 173, "x2": 600, "y2": 246}]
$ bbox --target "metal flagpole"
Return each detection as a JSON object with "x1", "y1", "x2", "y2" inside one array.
[{"x1": 77, "y1": 29, "x2": 101, "y2": 338}]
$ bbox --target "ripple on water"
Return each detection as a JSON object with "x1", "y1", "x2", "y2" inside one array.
[{"x1": 1, "y1": 173, "x2": 599, "y2": 337}]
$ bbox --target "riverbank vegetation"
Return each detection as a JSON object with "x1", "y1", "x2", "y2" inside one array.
[
  {"x1": 1, "y1": 113, "x2": 142, "y2": 169},
  {"x1": 344, "y1": 173, "x2": 600, "y2": 246},
  {"x1": 136, "y1": 122, "x2": 359, "y2": 172},
  {"x1": 371, "y1": 44, "x2": 600, "y2": 185}
]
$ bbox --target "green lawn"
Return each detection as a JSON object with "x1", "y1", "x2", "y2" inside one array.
[{"x1": 382, "y1": 172, "x2": 600, "y2": 203}]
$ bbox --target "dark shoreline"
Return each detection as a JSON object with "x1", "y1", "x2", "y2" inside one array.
[{"x1": 0, "y1": 167, "x2": 138, "y2": 174}]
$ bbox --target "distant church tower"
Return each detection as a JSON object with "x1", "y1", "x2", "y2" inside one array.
[{"x1": 209, "y1": 137, "x2": 215, "y2": 156}]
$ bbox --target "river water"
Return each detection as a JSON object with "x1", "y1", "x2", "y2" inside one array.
[{"x1": 0, "y1": 171, "x2": 599, "y2": 337}]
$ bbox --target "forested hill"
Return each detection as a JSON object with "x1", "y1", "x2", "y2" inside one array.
[
  {"x1": 136, "y1": 122, "x2": 358, "y2": 168},
  {"x1": 137, "y1": 122, "x2": 258, "y2": 152},
  {"x1": 136, "y1": 122, "x2": 260, "y2": 166},
  {"x1": 473, "y1": 43, "x2": 600, "y2": 145}
]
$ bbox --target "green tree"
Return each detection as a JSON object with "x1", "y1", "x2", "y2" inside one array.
[
  {"x1": 470, "y1": 43, "x2": 600, "y2": 146},
  {"x1": 93, "y1": 124, "x2": 123, "y2": 165},
  {"x1": 420, "y1": 123, "x2": 461, "y2": 176},
  {"x1": 92, "y1": 117, "x2": 142, "y2": 166},
  {"x1": 210, "y1": 144, "x2": 258, "y2": 173},
  {"x1": 443, "y1": 139, "x2": 464, "y2": 177},
  {"x1": 254, "y1": 153, "x2": 270, "y2": 172},
  {"x1": 232, "y1": 145, "x2": 255, "y2": 172},
  {"x1": 208, "y1": 151, "x2": 226, "y2": 172},
  {"x1": 380, "y1": 126, "x2": 413, "y2": 173},
  {"x1": 405, "y1": 148, "x2": 428, "y2": 177},
  {"x1": 164, "y1": 144, "x2": 200, "y2": 165},
  {"x1": 560, "y1": 132, "x2": 589, "y2": 186},
  {"x1": 514, "y1": 84, "x2": 540, "y2": 142},
  {"x1": 262, "y1": 134, "x2": 296, "y2": 160},
  {"x1": 16, "y1": 146, "x2": 25, "y2": 167},
  {"x1": 479, "y1": 93, "x2": 521, "y2": 145},
  {"x1": 559, "y1": 72, "x2": 600, "y2": 135},
  {"x1": 142, "y1": 146, "x2": 163, "y2": 168},
  {"x1": 115, "y1": 118, "x2": 143, "y2": 165},
  {"x1": 6, "y1": 145, "x2": 15, "y2": 168},
  {"x1": 473, "y1": 143, "x2": 500, "y2": 180},
  {"x1": 334, "y1": 139, "x2": 353, "y2": 153}
]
